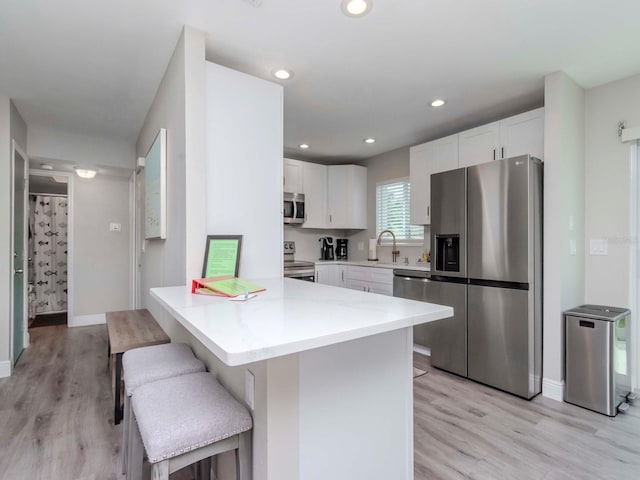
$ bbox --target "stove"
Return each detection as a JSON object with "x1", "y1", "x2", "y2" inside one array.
[{"x1": 284, "y1": 241, "x2": 315, "y2": 282}]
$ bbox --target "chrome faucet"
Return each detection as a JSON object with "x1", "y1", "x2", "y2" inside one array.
[{"x1": 377, "y1": 229, "x2": 400, "y2": 263}]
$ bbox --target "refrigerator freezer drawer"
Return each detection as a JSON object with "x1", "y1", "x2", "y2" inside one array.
[{"x1": 467, "y1": 284, "x2": 540, "y2": 398}]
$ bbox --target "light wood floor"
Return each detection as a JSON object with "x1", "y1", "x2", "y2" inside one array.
[
  {"x1": 413, "y1": 353, "x2": 640, "y2": 479},
  {"x1": 1, "y1": 325, "x2": 639, "y2": 479}
]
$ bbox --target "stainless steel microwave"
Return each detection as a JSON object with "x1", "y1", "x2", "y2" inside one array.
[{"x1": 284, "y1": 192, "x2": 305, "y2": 224}]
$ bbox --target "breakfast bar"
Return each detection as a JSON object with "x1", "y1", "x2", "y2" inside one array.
[{"x1": 150, "y1": 278, "x2": 452, "y2": 480}]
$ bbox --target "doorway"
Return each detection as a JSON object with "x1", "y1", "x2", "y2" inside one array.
[
  {"x1": 28, "y1": 173, "x2": 70, "y2": 327},
  {"x1": 27, "y1": 169, "x2": 73, "y2": 329}
]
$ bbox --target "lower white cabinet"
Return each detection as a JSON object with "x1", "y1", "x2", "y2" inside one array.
[
  {"x1": 315, "y1": 264, "x2": 346, "y2": 287},
  {"x1": 345, "y1": 266, "x2": 393, "y2": 296}
]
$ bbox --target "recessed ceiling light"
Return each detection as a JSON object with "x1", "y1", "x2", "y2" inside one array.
[
  {"x1": 364, "y1": 138, "x2": 376, "y2": 144},
  {"x1": 74, "y1": 167, "x2": 97, "y2": 179},
  {"x1": 272, "y1": 68, "x2": 293, "y2": 80},
  {"x1": 40, "y1": 164, "x2": 53, "y2": 170},
  {"x1": 341, "y1": 0, "x2": 373, "y2": 17},
  {"x1": 299, "y1": 143, "x2": 310, "y2": 149},
  {"x1": 431, "y1": 99, "x2": 446, "y2": 107}
]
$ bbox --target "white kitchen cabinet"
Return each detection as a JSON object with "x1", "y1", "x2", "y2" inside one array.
[
  {"x1": 498, "y1": 108, "x2": 544, "y2": 160},
  {"x1": 458, "y1": 121, "x2": 501, "y2": 168},
  {"x1": 410, "y1": 133, "x2": 458, "y2": 225},
  {"x1": 409, "y1": 143, "x2": 430, "y2": 225},
  {"x1": 315, "y1": 264, "x2": 347, "y2": 287},
  {"x1": 284, "y1": 158, "x2": 304, "y2": 193},
  {"x1": 302, "y1": 162, "x2": 328, "y2": 228},
  {"x1": 327, "y1": 165, "x2": 367, "y2": 229},
  {"x1": 345, "y1": 266, "x2": 393, "y2": 296},
  {"x1": 458, "y1": 108, "x2": 544, "y2": 167}
]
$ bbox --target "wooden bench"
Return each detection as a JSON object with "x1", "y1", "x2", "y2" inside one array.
[{"x1": 106, "y1": 309, "x2": 170, "y2": 425}]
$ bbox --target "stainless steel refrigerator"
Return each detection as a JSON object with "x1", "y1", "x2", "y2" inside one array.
[{"x1": 430, "y1": 154, "x2": 542, "y2": 399}]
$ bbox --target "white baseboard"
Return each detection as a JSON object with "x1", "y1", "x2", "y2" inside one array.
[
  {"x1": 542, "y1": 377, "x2": 565, "y2": 402},
  {"x1": 413, "y1": 344, "x2": 431, "y2": 357},
  {"x1": 69, "y1": 313, "x2": 106, "y2": 327},
  {"x1": 0, "y1": 361, "x2": 11, "y2": 378}
]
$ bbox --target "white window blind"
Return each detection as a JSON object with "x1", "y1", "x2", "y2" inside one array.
[{"x1": 376, "y1": 177, "x2": 423, "y2": 243}]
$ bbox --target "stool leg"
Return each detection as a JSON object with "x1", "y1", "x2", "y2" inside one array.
[
  {"x1": 128, "y1": 409, "x2": 144, "y2": 480},
  {"x1": 115, "y1": 352, "x2": 123, "y2": 424},
  {"x1": 122, "y1": 393, "x2": 131, "y2": 474},
  {"x1": 236, "y1": 431, "x2": 252, "y2": 480},
  {"x1": 151, "y1": 460, "x2": 169, "y2": 480}
]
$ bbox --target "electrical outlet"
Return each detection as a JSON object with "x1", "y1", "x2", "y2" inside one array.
[
  {"x1": 569, "y1": 239, "x2": 576, "y2": 255},
  {"x1": 589, "y1": 238, "x2": 608, "y2": 255},
  {"x1": 245, "y1": 370, "x2": 255, "y2": 410}
]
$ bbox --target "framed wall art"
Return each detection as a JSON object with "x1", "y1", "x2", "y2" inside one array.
[
  {"x1": 145, "y1": 128, "x2": 167, "y2": 239},
  {"x1": 202, "y1": 235, "x2": 243, "y2": 278}
]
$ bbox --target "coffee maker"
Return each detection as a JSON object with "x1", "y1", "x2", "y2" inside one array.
[
  {"x1": 319, "y1": 237, "x2": 335, "y2": 261},
  {"x1": 336, "y1": 238, "x2": 348, "y2": 260}
]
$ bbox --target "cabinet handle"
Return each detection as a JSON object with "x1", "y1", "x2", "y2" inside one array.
[
  {"x1": 427, "y1": 205, "x2": 430, "y2": 217},
  {"x1": 329, "y1": 214, "x2": 332, "y2": 223},
  {"x1": 501, "y1": 146, "x2": 504, "y2": 159},
  {"x1": 363, "y1": 286, "x2": 366, "y2": 292},
  {"x1": 341, "y1": 271, "x2": 344, "y2": 281},
  {"x1": 283, "y1": 176, "x2": 285, "y2": 186},
  {"x1": 493, "y1": 148, "x2": 496, "y2": 161}
]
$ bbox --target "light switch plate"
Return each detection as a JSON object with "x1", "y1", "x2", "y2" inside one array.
[
  {"x1": 109, "y1": 222, "x2": 122, "y2": 232},
  {"x1": 589, "y1": 238, "x2": 608, "y2": 255},
  {"x1": 569, "y1": 215, "x2": 575, "y2": 231},
  {"x1": 569, "y1": 239, "x2": 577, "y2": 255},
  {"x1": 245, "y1": 369, "x2": 255, "y2": 410}
]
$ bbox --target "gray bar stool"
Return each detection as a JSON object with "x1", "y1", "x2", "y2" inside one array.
[
  {"x1": 121, "y1": 343, "x2": 206, "y2": 475},
  {"x1": 129, "y1": 372, "x2": 253, "y2": 480}
]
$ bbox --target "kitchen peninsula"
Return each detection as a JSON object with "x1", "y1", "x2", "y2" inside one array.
[{"x1": 151, "y1": 278, "x2": 452, "y2": 480}]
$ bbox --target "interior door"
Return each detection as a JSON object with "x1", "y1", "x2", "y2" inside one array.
[{"x1": 12, "y1": 142, "x2": 28, "y2": 364}]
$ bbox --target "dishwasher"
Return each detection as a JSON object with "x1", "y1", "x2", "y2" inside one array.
[{"x1": 393, "y1": 269, "x2": 467, "y2": 377}]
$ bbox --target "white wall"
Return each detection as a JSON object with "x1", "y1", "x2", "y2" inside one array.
[
  {"x1": 542, "y1": 71, "x2": 586, "y2": 399},
  {"x1": 205, "y1": 61, "x2": 283, "y2": 279},
  {"x1": 283, "y1": 225, "x2": 349, "y2": 262},
  {"x1": 73, "y1": 175, "x2": 131, "y2": 316},
  {"x1": 28, "y1": 124, "x2": 134, "y2": 170},
  {"x1": 584, "y1": 73, "x2": 640, "y2": 307},
  {"x1": 136, "y1": 26, "x2": 207, "y2": 309},
  {"x1": 584, "y1": 73, "x2": 640, "y2": 391},
  {"x1": 352, "y1": 146, "x2": 427, "y2": 263}
]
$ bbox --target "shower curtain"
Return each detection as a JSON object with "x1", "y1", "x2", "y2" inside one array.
[{"x1": 29, "y1": 195, "x2": 68, "y2": 314}]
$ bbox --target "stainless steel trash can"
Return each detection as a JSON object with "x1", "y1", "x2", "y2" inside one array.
[{"x1": 564, "y1": 305, "x2": 631, "y2": 416}]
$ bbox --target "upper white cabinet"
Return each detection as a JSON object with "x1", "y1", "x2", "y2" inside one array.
[
  {"x1": 410, "y1": 133, "x2": 458, "y2": 225},
  {"x1": 458, "y1": 108, "x2": 544, "y2": 168},
  {"x1": 499, "y1": 108, "x2": 544, "y2": 160},
  {"x1": 458, "y1": 122, "x2": 500, "y2": 168},
  {"x1": 284, "y1": 158, "x2": 304, "y2": 193},
  {"x1": 410, "y1": 143, "x2": 430, "y2": 225},
  {"x1": 327, "y1": 165, "x2": 367, "y2": 229},
  {"x1": 302, "y1": 162, "x2": 328, "y2": 228},
  {"x1": 288, "y1": 160, "x2": 367, "y2": 229}
]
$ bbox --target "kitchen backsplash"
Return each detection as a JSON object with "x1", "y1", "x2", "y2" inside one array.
[{"x1": 284, "y1": 225, "x2": 431, "y2": 264}]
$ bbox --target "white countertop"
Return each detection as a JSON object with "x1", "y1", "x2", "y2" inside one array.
[
  {"x1": 151, "y1": 278, "x2": 451, "y2": 366},
  {"x1": 313, "y1": 259, "x2": 431, "y2": 272}
]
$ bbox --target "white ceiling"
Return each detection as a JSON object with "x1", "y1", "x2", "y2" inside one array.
[{"x1": 2, "y1": 0, "x2": 640, "y2": 163}]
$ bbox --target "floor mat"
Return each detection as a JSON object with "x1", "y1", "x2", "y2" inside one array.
[{"x1": 29, "y1": 312, "x2": 67, "y2": 328}]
